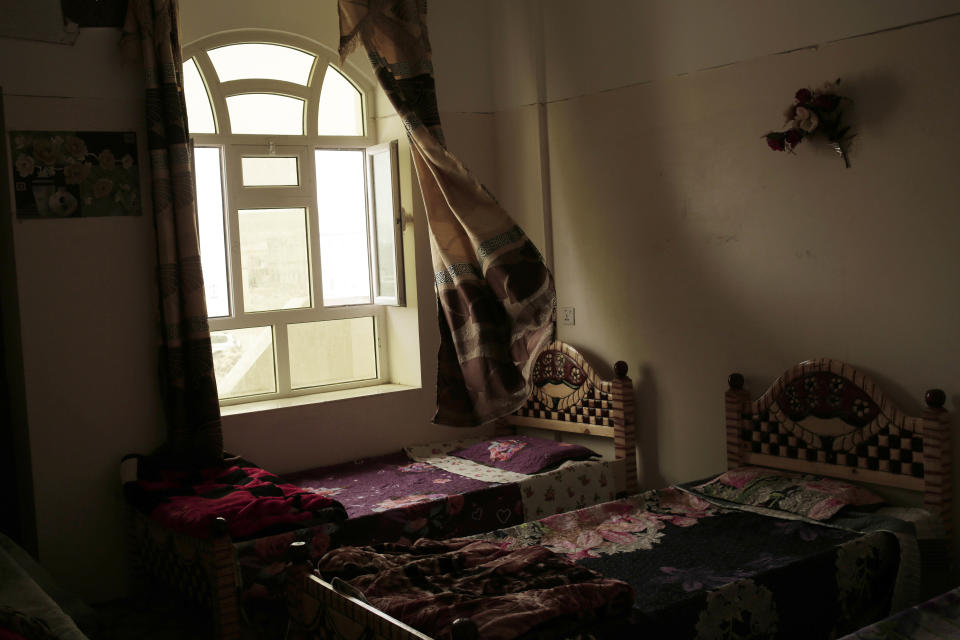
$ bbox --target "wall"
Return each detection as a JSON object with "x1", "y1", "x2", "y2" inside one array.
[
  {"x1": 474, "y1": 1, "x2": 960, "y2": 538},
  {"x1": 0, "y1": 29, "x2": 163, "y2": 601},
  {"x1": 0, "y1": 0, "x2": 499, "y2": 602}
]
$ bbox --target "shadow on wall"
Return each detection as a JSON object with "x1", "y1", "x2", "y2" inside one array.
[{"x1": 636, "y1": 364, "x2": 666, "y2": 488}]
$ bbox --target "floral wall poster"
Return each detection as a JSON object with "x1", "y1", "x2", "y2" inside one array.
[{"x1": 9, "y1": 131, "x2": 141, "y2": 218}]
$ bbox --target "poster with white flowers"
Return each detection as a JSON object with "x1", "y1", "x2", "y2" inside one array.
[{"x1": 10, "y1": 131, "x2": 140, "y2": 218}]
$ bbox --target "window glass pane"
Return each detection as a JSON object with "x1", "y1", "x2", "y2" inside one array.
[
  {"x1": 316, "y1": 66, "x2": 363, "y2": 136},
  {"x1": 288, "y1": 317, "x2": 377, "y2": 388},
  {"x1": 184, "y1": 58, "x2": 215, "y2": 134},
  {"x1": 315, "y1": 149, "x2": 371, "y2": 305},
  {"x1": 371, "y1": 150, "x2": 397, "y2": 300},
  {"x1": 194, "y1": 147, "x2": 229, "y2": 317},
  {"x1": 227, "y1": 94, "x2": 304, "y2": 135},
  {"x1": 211, "y1": 327, "x2": 276, "y2": 399},
  {"x1": 238, "y1": 208, "x2": 311, "y2": 312},
  {"x1": 241, "y1": 156, "x2": 299, "y2": 186},
  {"x1": 208, "y1": 43, "x2": 315, "y2": 86}
]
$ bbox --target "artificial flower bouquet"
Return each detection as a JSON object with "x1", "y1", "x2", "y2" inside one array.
[{"x1": 764, "y1": 79, "x2": 853, "y2": 167}]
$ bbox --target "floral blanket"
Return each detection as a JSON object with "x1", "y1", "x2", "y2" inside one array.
[
  {"x1": 124, "y1": 456, "x2": 348, "y2": 540},
  {"x1": 404, "y1": 440, "x2": 619, "y2": 520},
  {"x1": 837, "y1": 586, "x2": 960, "y2": 639},
  {"x1": 477, "y1": 488, "x2": 901, "y2": 639},
  {"x1": 315, "y1": 538, "x2": 634, "y2": 640}
]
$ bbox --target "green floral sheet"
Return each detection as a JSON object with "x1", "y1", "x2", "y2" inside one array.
[{"x1": 475, "y1": 488, "x2": 901, "y2": 639}]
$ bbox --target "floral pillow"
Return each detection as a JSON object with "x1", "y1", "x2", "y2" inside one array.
[
  {"x1": 692, "y1": 466, "x2": 883, "y2": 520},
  {"x1": 448, "y1": 435, "x2": 599, "y2": 474}
]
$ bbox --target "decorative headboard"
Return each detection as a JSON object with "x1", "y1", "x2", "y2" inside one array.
[
  {"x1": 725, "y1": 358, "x2": 951, "y2": 538},
  {"x1": 497, "y1": 340, "x2": 638, "y2": 494}
]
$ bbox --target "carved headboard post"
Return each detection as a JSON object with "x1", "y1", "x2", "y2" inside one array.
[
  {"x1": 921, "y1": 389, "x2": 952, "y2": 540},
  {"x1": 611, "y1": 361, "x2": 637, "y2": 495},
  {"x1": 725, "y1": 373, "x2": 750, "y2": 470}
]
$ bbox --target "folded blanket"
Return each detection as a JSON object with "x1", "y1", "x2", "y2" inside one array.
[
  {"x1": 316, "y1": 538, "x2": 634, "y2": 640},
  {"x1": 124, "y1": 456, "x2": 348, "y2": 540}
]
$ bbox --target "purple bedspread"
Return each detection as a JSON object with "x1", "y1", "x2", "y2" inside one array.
[{"x1": 283, "y1": 452, "x2": 524, "y2": 545}]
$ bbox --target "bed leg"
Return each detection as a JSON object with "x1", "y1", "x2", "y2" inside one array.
[
  {"x1": 210, "y1": 517, "x2": 241, "y2": 640},
  {"x1": 285, "y1": 541, "x2": 313, "y2": 639}
]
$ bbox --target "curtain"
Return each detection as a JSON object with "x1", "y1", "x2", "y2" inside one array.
[
  {"x1": 339, "y1": 0, "x2": 556, "y2": 426},
  {"x1": 122, "y1": 0, "x2": 223, "y2": 465}
]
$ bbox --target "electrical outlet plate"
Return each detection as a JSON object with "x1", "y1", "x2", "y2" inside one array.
[{"x1": 559, "y1": 306, "x2": 575, "y2": 325}]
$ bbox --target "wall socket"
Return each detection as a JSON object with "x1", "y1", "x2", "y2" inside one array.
[{"x1": 558, "y1": 306, "x2": 575, "y2": 325}]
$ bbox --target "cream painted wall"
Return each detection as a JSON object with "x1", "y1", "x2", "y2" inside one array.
[
  {"x1": 0, "y1": 30, "x2": 164, "y2": 601},
  {"x1": 547, "y1": 16, "x2": 960, "y2": 487},
  {"x1": 473, "y1": 4, "x2": 960, "y2": 548}
]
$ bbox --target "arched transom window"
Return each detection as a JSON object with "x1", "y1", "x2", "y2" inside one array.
[{"x1": 184, "y1": 34, "x2": 405, "y2": 404}]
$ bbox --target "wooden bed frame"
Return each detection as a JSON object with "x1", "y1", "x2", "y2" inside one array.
[
  {"x1": 288, "y1": 357, "x2": 951, "y2": 640},
  {"x1": 495, "y1": 340, "x2": 638, "y2": 495},
  {"x1": 124, "y1": 340, "x2": 637, "y2": 640},
  {"x1": 725, "y1": 358, "x2": 951, "y2": 539}
]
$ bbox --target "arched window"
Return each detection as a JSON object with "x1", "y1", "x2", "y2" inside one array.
[{"x1": 184, "y1": 34, "x2": 405, "y2": 404}]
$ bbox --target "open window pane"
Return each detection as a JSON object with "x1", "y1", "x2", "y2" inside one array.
[
  {"x1": 315, "y1": 149, "x2": 371, "y2": 305},
  {"x1": 227, "y1": 94, "x2": 304, "y2": 135},
  {"x1": 238, "y1": 208, "x2": 311, "y2": 312},
  {"x1": 288, "y1": 317, "x2": 377, "y2": 388},
  {"x1": 369, "y1": 142, "x2": 403, "y2": 305},
  {"x1": 316, "y1": 66, "x2": 363, "y2": 136},
  {"x1": 184, "y1": 58, "x2": 215, "y2": 134},
  {"x1": 241, "y1": 156, "x2": 299, "y2": 186},
  {"x1": 208, "y1": 43, "x2": 315, "y2": 86},
  {"x1": 211, "y1": 327, "x2": 276, "y2": 399},
  {"x1": 194, "y1": 147, "x2": 229, "y2": 317}
]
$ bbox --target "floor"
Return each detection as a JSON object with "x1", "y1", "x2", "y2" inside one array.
[
  {"x1": 89, "y1": 590, "x2": 215, "y2": 640},
  {"x1": 89, "y1": 588, "x2": 288, "y2": 640}
]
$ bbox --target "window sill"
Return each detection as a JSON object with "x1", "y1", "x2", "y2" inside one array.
[{"x1": 219, "y1": 383, "x2": 420, "y2": 417}]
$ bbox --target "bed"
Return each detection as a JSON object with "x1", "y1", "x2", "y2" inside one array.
[
  {"x1": 121, "y1": 340, "x2": 637, "y2": 640},
  {"x1": 0, "y1": 533, "x2": 95, "y2": 640},
  {"x1": 287, "y1": 357, "x2": 952, "y2": 640}
]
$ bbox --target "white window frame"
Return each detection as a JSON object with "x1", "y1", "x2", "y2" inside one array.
[{"x1": 184, "y1": 32, "x2": 404, "y2": 406}]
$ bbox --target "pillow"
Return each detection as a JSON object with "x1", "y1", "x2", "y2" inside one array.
[
  {"x1": 448, "y1": 435, "x2": 599, "y2": 474},
  {"x1": 692, "y1": 466, "x2": 883, "y2": 520}
]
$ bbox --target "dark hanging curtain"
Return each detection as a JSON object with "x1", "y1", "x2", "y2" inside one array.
[
  {"x1": 122, "y1": 0, "x2": 223, "y2": 466},
  {"x1": 338, "y1": 0, "x2": 556, "y2": 427}
]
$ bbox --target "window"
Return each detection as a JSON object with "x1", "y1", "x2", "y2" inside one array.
[{"x1": 184, "y1": 35, "x2": 405, "y2": 405}]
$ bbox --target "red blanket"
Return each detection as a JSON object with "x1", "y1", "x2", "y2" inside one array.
[{"x1": 125, "y1": 456, "x2": 348, "y2": 540}]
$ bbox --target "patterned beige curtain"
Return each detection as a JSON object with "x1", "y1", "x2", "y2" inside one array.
[
  {"x1": 122, "y1": 0, "x2": 223, "y2": 465},
  {"x1": 339, "y1": 0, "x2": 556, "y2": 426}
]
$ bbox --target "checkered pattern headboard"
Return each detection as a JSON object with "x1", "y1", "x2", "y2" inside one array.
[
  {"x1": 725, "y1": 358, "x2": 951, "y2": 538},
  {"x1": 740, "y1": 408, "x2": 925, "y2": 478},
  {"x1": 501, "y1": 341, "x2": 638, "y2": 493}
]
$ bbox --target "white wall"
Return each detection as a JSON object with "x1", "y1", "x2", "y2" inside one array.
[
  {"x1": 0, "y1": 29, "x2": 164, "y2": 602},
  {"x1": 466, "y1": 2, "x2": 960, "y2": 546}
]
